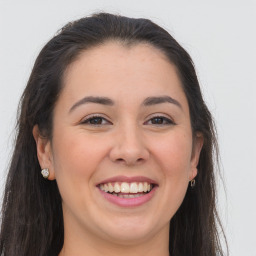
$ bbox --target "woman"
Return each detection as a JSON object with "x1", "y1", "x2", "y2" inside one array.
[{"x1": 0, "y1": 13, "x2": 226, "y2": 256}]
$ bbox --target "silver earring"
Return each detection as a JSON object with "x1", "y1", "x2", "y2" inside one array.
[
  {"x1": 41, "y1": 168, "x2": 50, "y2": 179},
  {"x1": 190, "y1": 179, "x2": 196, "y2": 188}
]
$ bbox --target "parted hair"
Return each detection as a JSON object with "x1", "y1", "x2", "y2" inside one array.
[{"x1": 0, "y1": 13, "x2": 227, "y2": 256}]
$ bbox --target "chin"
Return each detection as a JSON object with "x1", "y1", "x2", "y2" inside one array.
[{"x1": 98, "y1": 215, "x2": 164, "y2": 244}]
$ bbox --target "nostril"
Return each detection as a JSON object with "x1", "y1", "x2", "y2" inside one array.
[
  {"x1": 135, "y1": 158, "x2": 145, "y2": 164},
  {"x1": 115, "y1": 157, "x2": 144, "y2": 165}
]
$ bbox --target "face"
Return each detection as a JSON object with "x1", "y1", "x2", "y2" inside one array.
[{"x1": 34, "y1": 42, "x2": 203, "y2": 247}]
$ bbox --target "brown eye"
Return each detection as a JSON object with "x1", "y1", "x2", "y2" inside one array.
[
  {"x1": 89, "y1": 117, "x2": 104, "y2": 125},
  {"x1": 81, "y1": 115, "x2": 111, "y2": 126},
  {"x1": 151, "y1": 117, "x2": 165, "y2": 124},
  {"x1": 145, "y1": 116, "x2": 175, "y2": 125}
]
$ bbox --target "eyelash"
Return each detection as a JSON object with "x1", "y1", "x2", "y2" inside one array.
[
  {"x1": 80, "y1": 114, "x2": 175, "y2": 126},
  {"x1": 144, "y1": 115, "x2": 175, "y2": 126},
  {"x1": 80, "y1": 114, "x2": 111, "y2": 125}
]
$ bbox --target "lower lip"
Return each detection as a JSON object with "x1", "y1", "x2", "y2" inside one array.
[{"x1": 98, "y1": 187, "x2": 157, "y2": 207}]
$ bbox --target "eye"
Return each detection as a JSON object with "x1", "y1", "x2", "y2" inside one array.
[
  {"x1": 80, "y1": 115, "x2": 111, "y2": 126},
  {"x1": 145, "y1": 116, "x2": 175, "y2": 125}
]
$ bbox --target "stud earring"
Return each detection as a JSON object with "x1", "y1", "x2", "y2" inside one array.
[
  {"x1": 190, "y1": 179, "x2": 196, "y2": 188},
  {"x1": 41, "y1": 168, "x2": 50, "y2": 179}
]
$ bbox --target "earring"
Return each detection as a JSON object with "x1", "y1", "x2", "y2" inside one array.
[
  {"x1": 190, "y1": 179, "x2": 196, "y2": 188},
  {"x1": 41, "y1": 168, "x2": 50, "y2": 179}
]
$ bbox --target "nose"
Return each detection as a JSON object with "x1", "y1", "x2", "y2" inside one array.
[{"x1": 109, "y1": 125, "x2": 149, "y2": 166}]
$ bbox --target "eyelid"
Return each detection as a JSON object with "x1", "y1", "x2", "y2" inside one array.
[
  {"x1": 79, "y1": 113, "x2": 175, "y2": 126},
  {"x1": 144, "y1": 113, "x2": 176, "y2": 125},
  {"x1": 80, "y1": 114, "x2": 112, "y2": 125}
]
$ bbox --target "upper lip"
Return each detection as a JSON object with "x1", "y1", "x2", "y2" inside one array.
[{"x1": 97, "y1": 175, "x2": 158, "y2": 185}]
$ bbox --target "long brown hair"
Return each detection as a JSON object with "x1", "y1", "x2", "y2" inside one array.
[{"x1": 0, "y1": 13, "x2": 227, "y2": 256}]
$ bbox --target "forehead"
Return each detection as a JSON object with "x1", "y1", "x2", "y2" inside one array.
[
  {"x1": 75, "y1": 40, "x2": 169, "y2": 65},
  {"x1": 60, "y1": 41, "x2": 188, "y2": 110},
  {"x1": 64, "y1": 41, "x2": 172, "y2": 82}
]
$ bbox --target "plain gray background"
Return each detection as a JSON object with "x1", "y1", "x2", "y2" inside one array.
[{"x1": 0, "y1": 1, "x2": 255, "y2": 255}]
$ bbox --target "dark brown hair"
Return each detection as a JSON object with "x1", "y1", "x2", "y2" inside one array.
[{"x1": 0, "y1": 13, "x2": 227, "y2": 256}]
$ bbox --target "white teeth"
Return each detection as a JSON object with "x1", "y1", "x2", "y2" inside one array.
[
  {"x1": 114, "y1": 183, "x2": 121, "y2": 193},
  {"x1": 130, "y1": 182, "x2": 138, "y2": 193},
  {"x1": 121, "y1": 182, "x2": 130, "y2": 193},
  {"x1": 108, "y1": 183, "x2": 114, "y2": 193},
  {"x1": 100, "y1": 181, "x2": 154, "y2": 194},
  {"x1": 143, "y1": 182, "x2": 148, "y2": 192},
  {"x1": 138, "y1": 182, "x2": 144, "y2": 192},
  {"x1": 118, "y1": 193, "x2": 144, "y2": 198},
  {"x1": 104, "y1": 184, "x2": 108, "y2": 192}
]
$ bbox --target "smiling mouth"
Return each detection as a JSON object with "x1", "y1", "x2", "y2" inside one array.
[{"x1": 98, "y1": 181, "x2": 154, "y2": 198}]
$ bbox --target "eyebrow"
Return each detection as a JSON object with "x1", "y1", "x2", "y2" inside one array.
[
  {"x1": 142, "y1": 96, "x2": 182, "y2": 109},
  {"x1": 69, "y1": 96, "x2": 114, "y2": 113},
  {"x1": 69, "y1": 95, "x2": 182, "y2": 113}
]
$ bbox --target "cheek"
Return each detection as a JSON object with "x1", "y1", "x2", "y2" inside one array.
[
  {"x1": 152, "y1": 132, "x2": 193, "y2": 217},
  {"x1": 151, "y1": 131, "x2": 193, "y2": 179},
  {"x1": 51, "y1": 130, "x2": 110, "y2": 215},
  {"x1": 51, "y1": 130, "x2": 108, "y2": 188}
]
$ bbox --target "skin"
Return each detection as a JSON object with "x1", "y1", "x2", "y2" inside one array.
[{"x1": 33, "y1": 42, "x2": 203, "y2": 256}]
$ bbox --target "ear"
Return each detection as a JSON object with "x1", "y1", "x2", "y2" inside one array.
[
  {"x1": 32, "y1": 125, "x2": 55, "y2": 180},
  {"x1": 189, "y1": 132, "x2": 204, "y2": 181}
]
